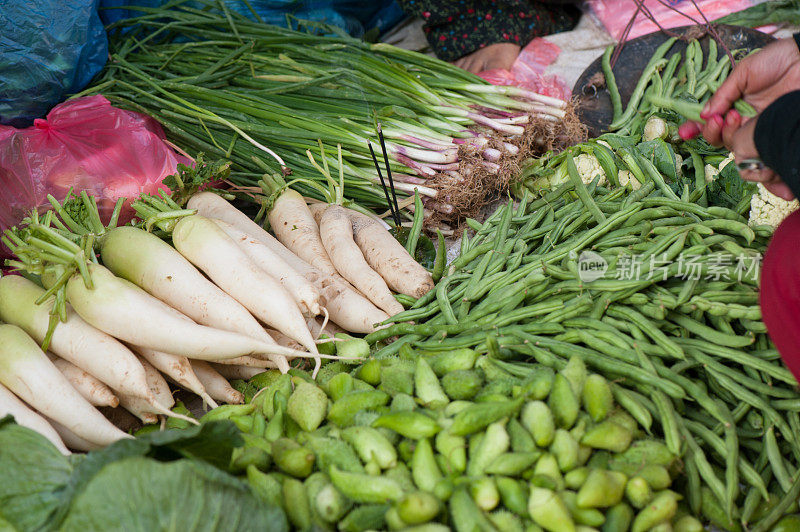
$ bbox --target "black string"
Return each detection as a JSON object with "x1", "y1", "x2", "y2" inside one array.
[
  {"x1": 368, "y1": 141, "x2": 401, "y2": 227},
  {"x1": 377, "y1": 123, "x2": 402, "y2": 226}
]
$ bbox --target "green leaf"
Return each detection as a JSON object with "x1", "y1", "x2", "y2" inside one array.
[
  {"x1": 637, "y1": 139, "x2": 677, "y2": 182},
  {"x1": 140, "y1": 419, "x2": 243, "y2": 470},
  {"x1": 161, "y1": 154, "x2": 233, "y2": 206},
  {"x1": 0, "y1": 418, "x2": 73, "y2": 532},
  {"x1": 60, "y1": 457, "x2": 287, "y2": 532}
]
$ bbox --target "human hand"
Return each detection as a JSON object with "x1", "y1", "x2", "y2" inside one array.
[
  {"x1": 729, "y1": 115, "x2": 795, "y2": 201},
  {"x1": 697, "y1": 37, "x2": 800, "y2": 147},
  {"x1": 452, "y1": 43, "x2": 521, "y2": 74}
]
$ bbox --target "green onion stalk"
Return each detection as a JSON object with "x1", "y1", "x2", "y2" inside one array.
[{"x1": 78, "y1": 0, "x2": 568, "y2": 223}]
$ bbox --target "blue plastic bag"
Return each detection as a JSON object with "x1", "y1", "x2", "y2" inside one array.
[
  {"x1": 99, "y1": 0, "x2": 404, "y2": 38},
  {"x1": 0, "y1": 0, "x2": 109, "y2": 127}
]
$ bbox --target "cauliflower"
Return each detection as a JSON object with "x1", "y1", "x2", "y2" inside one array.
[
  {"x1": 748, "y1": 183, "x2": 799, "y2": 227},
  {"x1": 704, "y1": 153, "x2": 735, "y2": 182},
  {"x1": 643, "y1": 116, "x2": 668, "y2": 141},
  {"x1": 574, "y1": 153, "x2": 606, "y2": 186},
  {"x1": 618, "y1": 169, "x2": 641, "y2": 190}
]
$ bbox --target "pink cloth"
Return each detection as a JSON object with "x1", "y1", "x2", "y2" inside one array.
[
  {"x1": 587, "y1": 0, "x2": 760, "y2": 41},
  {"x1": 760, "y1": 210, "x2": 800, "y2": 380},
  {"x1": 479, "y1": 38, "x2": 571, "y2": 99}
]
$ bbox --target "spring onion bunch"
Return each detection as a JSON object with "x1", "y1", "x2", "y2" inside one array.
[{"x1": 82, "y1": 0, "x2": 567, "y2": 221}]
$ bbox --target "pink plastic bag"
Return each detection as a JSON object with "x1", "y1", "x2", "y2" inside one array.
[
  {"x1": 479, "y1": 38, "x2": 571, "y2": 99},
  {"x1": 587, "y1": 0, "x2": 762, "y2": 41},
  {"x1": 0, "y1": 95, "x2": 189, "y2": 238}
]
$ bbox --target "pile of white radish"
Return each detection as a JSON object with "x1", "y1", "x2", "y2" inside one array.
[{"x1": 1, "y1": 184, "x2": 433, "y2": 453}]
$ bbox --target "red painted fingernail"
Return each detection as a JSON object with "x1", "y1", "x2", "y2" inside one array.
[
  {"x1": 678, "y1": 122, "x2": 701, "y2": 140},
  {"x1": 726, "y1": 110, "x2": 741, "y2": 123},
  {"x1": 712, "y1": 115, "x2": 724, "y2": 127},
  {"x1": 700, "y1": 104, "x2": 712, "y2": 119}
]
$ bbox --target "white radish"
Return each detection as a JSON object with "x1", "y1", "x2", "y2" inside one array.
[
  {"x1": 62, "y1": 263, "x2": 306, "y2": 363},
  {"x1": 191, "y1": 361, "x2": 244, "y2": 404},
  {"x1": 211, "y1": 364, "x2": 266, "y2": 381},
  {"x1": 0, "y1": 383, "x2": 69, "y2": 454},
  {"x1": 188, "y1": 191, "x2": 299, "y2": 265},
  {"x1": 0, "y1": 275, "x2": 153, "y2": 401},
  {"x1": 266, "y1": 188, "x2": 338, "y2": 275},
  {"x1": 171, "y1": 215, "x2": 318, "y2": 358},
  {"x1": 213, "y1": 356, "x2": 276, "y2": 368},
  {"x1": 347, "y1": 209, "x2": 435, "y2": 298},
  {"x1": 118, "y1": 356, "x2": 175, "y2": 424},
  {"x1": 307, "y1": 317, "x2": 345, "y2": 338},
  {"x1": 211, "y1": 219, "x2": 322, "y2": 317},
  {"x1": 319, "y1": 205, "x2": 404, "y2": 316},
  {"x1": 187, "y1": 192, "x2": 329, "y2": 289},
  {"x1": 116, "y1": 396, "x2": 159, "y2": 425},
  {"x1": 318, "y1": 280, "x2": 390, "y2": 334},
  {"x1": 186, "y1": 193, "x2": 389, "y2": 333},
  {"x1": 48, "y1": 355, "x2": 119, "y2": 408},
  {"x1": 48, "y1": 418, "x2": 101, "y2": 452},
  {"x1": 99, "y1": 225, "x2": 280, "y2": 352},
  {"x1": 129, "y1": 346, "x2": 218, "y2": 409},
  {"x1": 307, "y1": 202, "x2": 328, "y2": 224},
  {"x1": 267, "y1": 328, "x2": 305, "y2": 350},
  {"x1": 0, "y1": 324, "x2": 130, "y2": 446}
]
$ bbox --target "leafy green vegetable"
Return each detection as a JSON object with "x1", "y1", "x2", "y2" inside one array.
[
  {"x1": 161, "y1": 153, "x2": 234, "y2": 206},
  {"x1": 0, "y1": 418, "x2": 282, "y2": 531},
  {"x1": 715, "y1": 0, "x2": 800, "y2": 27},
  {"x1": 637, "y1": 139, "x2": 678, "y2": 181},
  {"x1": 707, "y1": 163, "x2": 757, "y2": 210},
  {"x1": 60, "y1": 457, "x2": 286, "y2": 532},
  {"x1": 0, "y1": 417, "x2": 72, "y2": 531}
]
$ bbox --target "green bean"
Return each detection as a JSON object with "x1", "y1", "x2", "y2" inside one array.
[
  {"x1": 431, "y1": 229, "x2": 446, "y2": 282},
  {"x1": 684, "y1": 446, "x2": 703, "y2": 515},
  {"x1": 635, "y1": 151, "x2": 680, "y2": 201},
  {"x1": 405, "y1": 190, "x2": 424, "y2": 257},
  {"x1": 687, "y1": 349, "x2": 796, "y2": 399},
  {"x1": 602, "y1": 45, "x2": 623, "y2": 122},
  {"x1": 703, "y1": 218, "x2": 756, "y2": 244},
  {"x1": 432, "y1": 273, "x2": 469, "y2": 325},
  {"x1": 607, "y1": 306, "x2": 683, "y2": 359},
  {"x1": 610, "y1": 49, "x2": 670, "y2": 131},
  {"x1": 683, "y1": 424, "x2": 728, "y2": 518},
  {"x1": 750, "y1": 474, "x2": 800, "y2": 532},
  {"x1": 514, "y1": 331, "x2": 685, "y2": 399},
  {"x1": 669, "y1": 313, "x2": 754, "y2": 348},
  {"x1": 708, "y1": 368, "x2": 797, "y2": 451},
  {"x1": 675, "y1": 338, "x2": 796, "y2": 385},
  {"x1": 622, "y1": 180, "x2": 656, "y2": 207},
  {"x1": 719, "y1": 399, "x2": 740, "y2": 519},
  {"x1": 611, "y1": 385, "x2": 653, "y2": 434},
  {"x1": 766, "y1": 426, "x2": 794, "y2": 493},
  {"x1": 685, "y1": 419, "x2": 769, "y2": 501}
]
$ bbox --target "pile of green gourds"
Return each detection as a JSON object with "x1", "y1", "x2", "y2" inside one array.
[{"x1": 205, "y1": 346, "x2": 698, "y2": 532}]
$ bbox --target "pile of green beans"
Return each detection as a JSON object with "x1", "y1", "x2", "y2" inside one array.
[
  {"x1": 368, "y1": 153, "x2": 800, "y2": 530},
  {"x1": 181, "y1": 343, "x2": 705, "y2": 532},
  {"x1": 604, "y1": 38, "x2": 746, "y2": 135}
]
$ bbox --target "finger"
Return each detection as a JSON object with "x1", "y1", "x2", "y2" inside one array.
[
  {"x1": 739, "y1": 168, "x2": 775, "y2": 183},
  {"x1": 721, "y1": 110, "x2": 742, "y2": 147},
  {"x1": 700, "y1": 115, "x2": 725, "y2": 147},
  {"x1": 678, "y1": 121, "x2": 701, "y2": 140},
  {"x1": 764, "y1": 181, "x2": 796, "y2": 201},
  {"x1": 703, "y1": 60, "x2": 749, "y2": 118}
]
